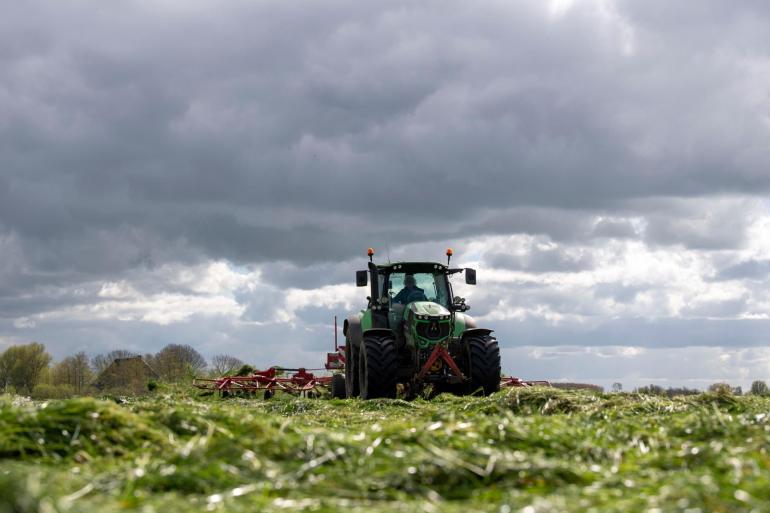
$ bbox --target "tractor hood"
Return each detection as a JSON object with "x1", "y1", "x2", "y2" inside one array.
[{"x1": 406, "y1": 301, "x2": 450, "y2": 318}]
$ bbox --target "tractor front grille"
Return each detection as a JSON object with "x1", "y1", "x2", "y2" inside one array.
[{"x1": 416, "y1": 318, "x2": 450, "y2": 341}]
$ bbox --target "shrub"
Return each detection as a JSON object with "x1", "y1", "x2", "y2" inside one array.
[{"x1": 31, "y1": 384, "x2": 75, "y2": 400}]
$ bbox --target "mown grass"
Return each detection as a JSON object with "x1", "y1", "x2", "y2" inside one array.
[{"x1": 1, "y1": 387, "x2": 769, "y2": 512}]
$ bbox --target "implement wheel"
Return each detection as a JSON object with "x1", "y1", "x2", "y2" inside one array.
[
  {"x1": 345, "y1": 340, "x2": 360, "y2": 398},
  {"x1": 359, "y1": 334, "x2": 398, "y2": 399},
  {"x1": 465, "y1": 335, "x2": 501, "y2": 396},
  {"x1": 331, "y1": 373, "x2": 346, "y2": 399}
]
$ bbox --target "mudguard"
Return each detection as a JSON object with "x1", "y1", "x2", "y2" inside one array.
[
  {"x1": 460, "y1": 328, "x2": 494, "y2": 341},
  {"x1": 344, "y1": 316, "x2": 363, "y2": 348}
]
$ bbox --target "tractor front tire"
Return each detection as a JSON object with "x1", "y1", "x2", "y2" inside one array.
[
  {"x1": 331, "y1": 373, "x2": 346, "y2": 399},
  {"x1": 345, "y1": 340, "x2": 360, "y2": 398},
  {"x1": 465, "y1": 335, "x2": 501, "y2": 396},
  {"x1": 359, "y1": 334, "x2": 398, "y2": 399}
]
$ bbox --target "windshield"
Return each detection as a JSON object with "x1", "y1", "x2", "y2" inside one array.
[{"x1": 388, "y1": 272, "x2": 450, "y2": 308}]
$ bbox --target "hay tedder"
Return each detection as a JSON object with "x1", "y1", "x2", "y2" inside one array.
[
  {"x1": 194, "y1": 249, "x2": 549, "y2": 399},
  {"x1": 193, "y1": 318, "x2": 349, "y2": 399}
]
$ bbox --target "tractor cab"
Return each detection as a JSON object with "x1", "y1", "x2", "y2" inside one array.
[{"x1": 356, "y1": 257, "x2": 476, "y2": 319}]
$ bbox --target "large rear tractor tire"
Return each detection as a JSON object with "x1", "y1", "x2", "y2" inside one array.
[
  {"x1": 465, "y1": 335, "x2": 501, "y2": 396},
  {"x1": 331, "y1": 373, "x2": 346, "y2": 399},
  {"x1": 359, "y1": 334, "x2": 398, "y2": 399},
  {"x1": 345, "y1": 340, "x2": 360, "y2": 398}
]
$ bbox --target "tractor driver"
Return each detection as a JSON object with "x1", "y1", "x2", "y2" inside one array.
[{"x1": 392, "y1": 274, "x2": 426, "y2": 304}]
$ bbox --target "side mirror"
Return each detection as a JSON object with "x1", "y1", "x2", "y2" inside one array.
[
  {"x1": 356, "y1": 270, "x2": 368, "y2": 287},
  {"x1": 465, "y1": 268, "x2": 476, "y2": 285}
]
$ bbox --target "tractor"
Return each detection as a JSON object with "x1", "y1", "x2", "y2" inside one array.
[{"x1": 341, "y1": 248, "x2": 501, "y2": 399}]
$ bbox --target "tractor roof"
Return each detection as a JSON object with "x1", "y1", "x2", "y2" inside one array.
[{"x1": 375, "y1": 262, "x2": 448, "y2": 273}]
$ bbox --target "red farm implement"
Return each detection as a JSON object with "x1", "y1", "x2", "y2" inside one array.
[
  {"x1": 194, "y1": 316, "x2": 548, "y2": 399},
  {"x1": 500, "y1": 376, "x2": 552, "y2": 388},
  {"x1": 193, "y1": 317, "x2": 348, "y2": 399},
  {"x1": 192, "y1": 366, "x2": 342, "y2": 399}
]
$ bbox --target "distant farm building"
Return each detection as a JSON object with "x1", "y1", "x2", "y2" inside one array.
[{"x1": 94, "y1": 356, "x2": 159, "y2": 394}]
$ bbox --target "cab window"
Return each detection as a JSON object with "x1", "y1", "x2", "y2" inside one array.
[{"x1": 388, "y1": 272, "x2": 449, "y2": 307}]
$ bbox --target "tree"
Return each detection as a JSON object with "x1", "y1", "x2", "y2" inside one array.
[
  {"x1": 210, "y1": 354, "x2": 244, "y2": 376},
  {"x1": 612, "y1": 382, "x2": 623, "y2": 393},
  {"x1": 635, "y1": 384, "x2": 665, "y2": 396},
  {"x1": 91, "y1": 350, "x2": 137, "y2": 375},
  {"x1": 0, "y1": 343, "x2": 52, "y2": 394},
  {"x1": 708, "y1": 382, "x2": 733, "y2": 395},
  {"x1": 664, "y1": 386, "x2": 700, "y2": 397},
  {"x1": 153, "y1": 344, "x2": 207, "y2": 382},
  {"x1": 52, "y1": 352, "x2": 94, "y2": 394},
  {"x1": 750, "y1": 380, "x2": 768, "y2": 396},
  {"x1": 0, "y1": 351, "x2": 14, "y2": 391}
]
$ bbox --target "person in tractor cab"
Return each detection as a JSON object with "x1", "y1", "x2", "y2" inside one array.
[{"x1": 392, "y1": 274, "x2": 427, "y2": 304}]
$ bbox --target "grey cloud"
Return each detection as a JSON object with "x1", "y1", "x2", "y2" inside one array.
[
  {"x1": 591, "y1": 218, "x2": 639, "y2": 239},
  {"x1": 2, "y1": 0, "x2": 770, "y2": 278},
  {"x1": 716, "y1": 259, "x2": 770, "y2": 281},
  {"x1": 643, "y1": 210, "x2": 750, "y2": 250},
  {"x1": 484, "y1": 245, "x2": 594, "y2": 273},
  {"x1": 679, "y1": 296, "x2": 751, "y2": 319},
  {"x1": 257, "y1": 261, "x2": 358, "y2": 291},
  {"x1": 592, "y1": 283, "x2": 644, "y2": 304},
  {"x1": 493, "y1": 317, "x2": 770, "y2": 349}
]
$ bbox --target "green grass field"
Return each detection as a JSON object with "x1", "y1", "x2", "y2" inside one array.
[{"x1": 1, "y1": 387, "x2": 769, "y2": 512}]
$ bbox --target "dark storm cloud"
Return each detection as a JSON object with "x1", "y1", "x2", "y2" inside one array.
[{"x1": 2, "y1": 0, "x2": 770, "y2": 279}]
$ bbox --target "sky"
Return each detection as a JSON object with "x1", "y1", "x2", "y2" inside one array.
[{"x1": 2, "y1": 0, "x2": 770, "y2": 390}]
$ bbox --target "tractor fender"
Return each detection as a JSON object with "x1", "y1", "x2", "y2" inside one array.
[
  {"x1": 460, "y1": 328, "x2": 494, "y2": 342},
  {"x1": 344, "y1": 316, "x2": 363, "y2": 348}
]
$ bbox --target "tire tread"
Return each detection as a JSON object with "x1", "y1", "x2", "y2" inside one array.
[
  {"x1": 467, "y1": 335, "x2": 501, "y2": 395},
  {"x1": 360, "y1": 334, "x2": 398, "y2": 399}
]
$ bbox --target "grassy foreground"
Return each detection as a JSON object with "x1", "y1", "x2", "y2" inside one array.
[{"x1": 1, "y1": 387, "x2": 770, "y2": 513}]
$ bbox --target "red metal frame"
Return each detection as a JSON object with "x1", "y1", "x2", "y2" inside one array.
[
  {"x1": 325, "y1": 317, "x2": 346, "y2": 370},
  {"x1": 193, "y1": 367, "x2": 335, "y2": 396},
  {"x1": 414, "y1": 344, "x2": 548, "y2": 388},
  {"x1": 500, "y1": 376, "x2": 552, "y2": 388},
  {"x1": 416, "y1": 344, "x2": 465, "y2": 381}
]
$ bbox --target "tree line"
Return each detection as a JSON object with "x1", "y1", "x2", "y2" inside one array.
[
  {"x1": 629, "y1": 382, "x2": 770, "y2": 397},
  {"x1": 0, "y1": 342, "x2": 246, "y2": 398}
]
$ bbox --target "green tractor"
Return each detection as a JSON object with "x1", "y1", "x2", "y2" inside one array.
[{"x1": 341, "y1": 248, "x2": 501, "y2": 399}]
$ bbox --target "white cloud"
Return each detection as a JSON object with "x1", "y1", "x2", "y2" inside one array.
[{"x1": 33, "y1": 293, "x2": 244, "y2": 326}]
